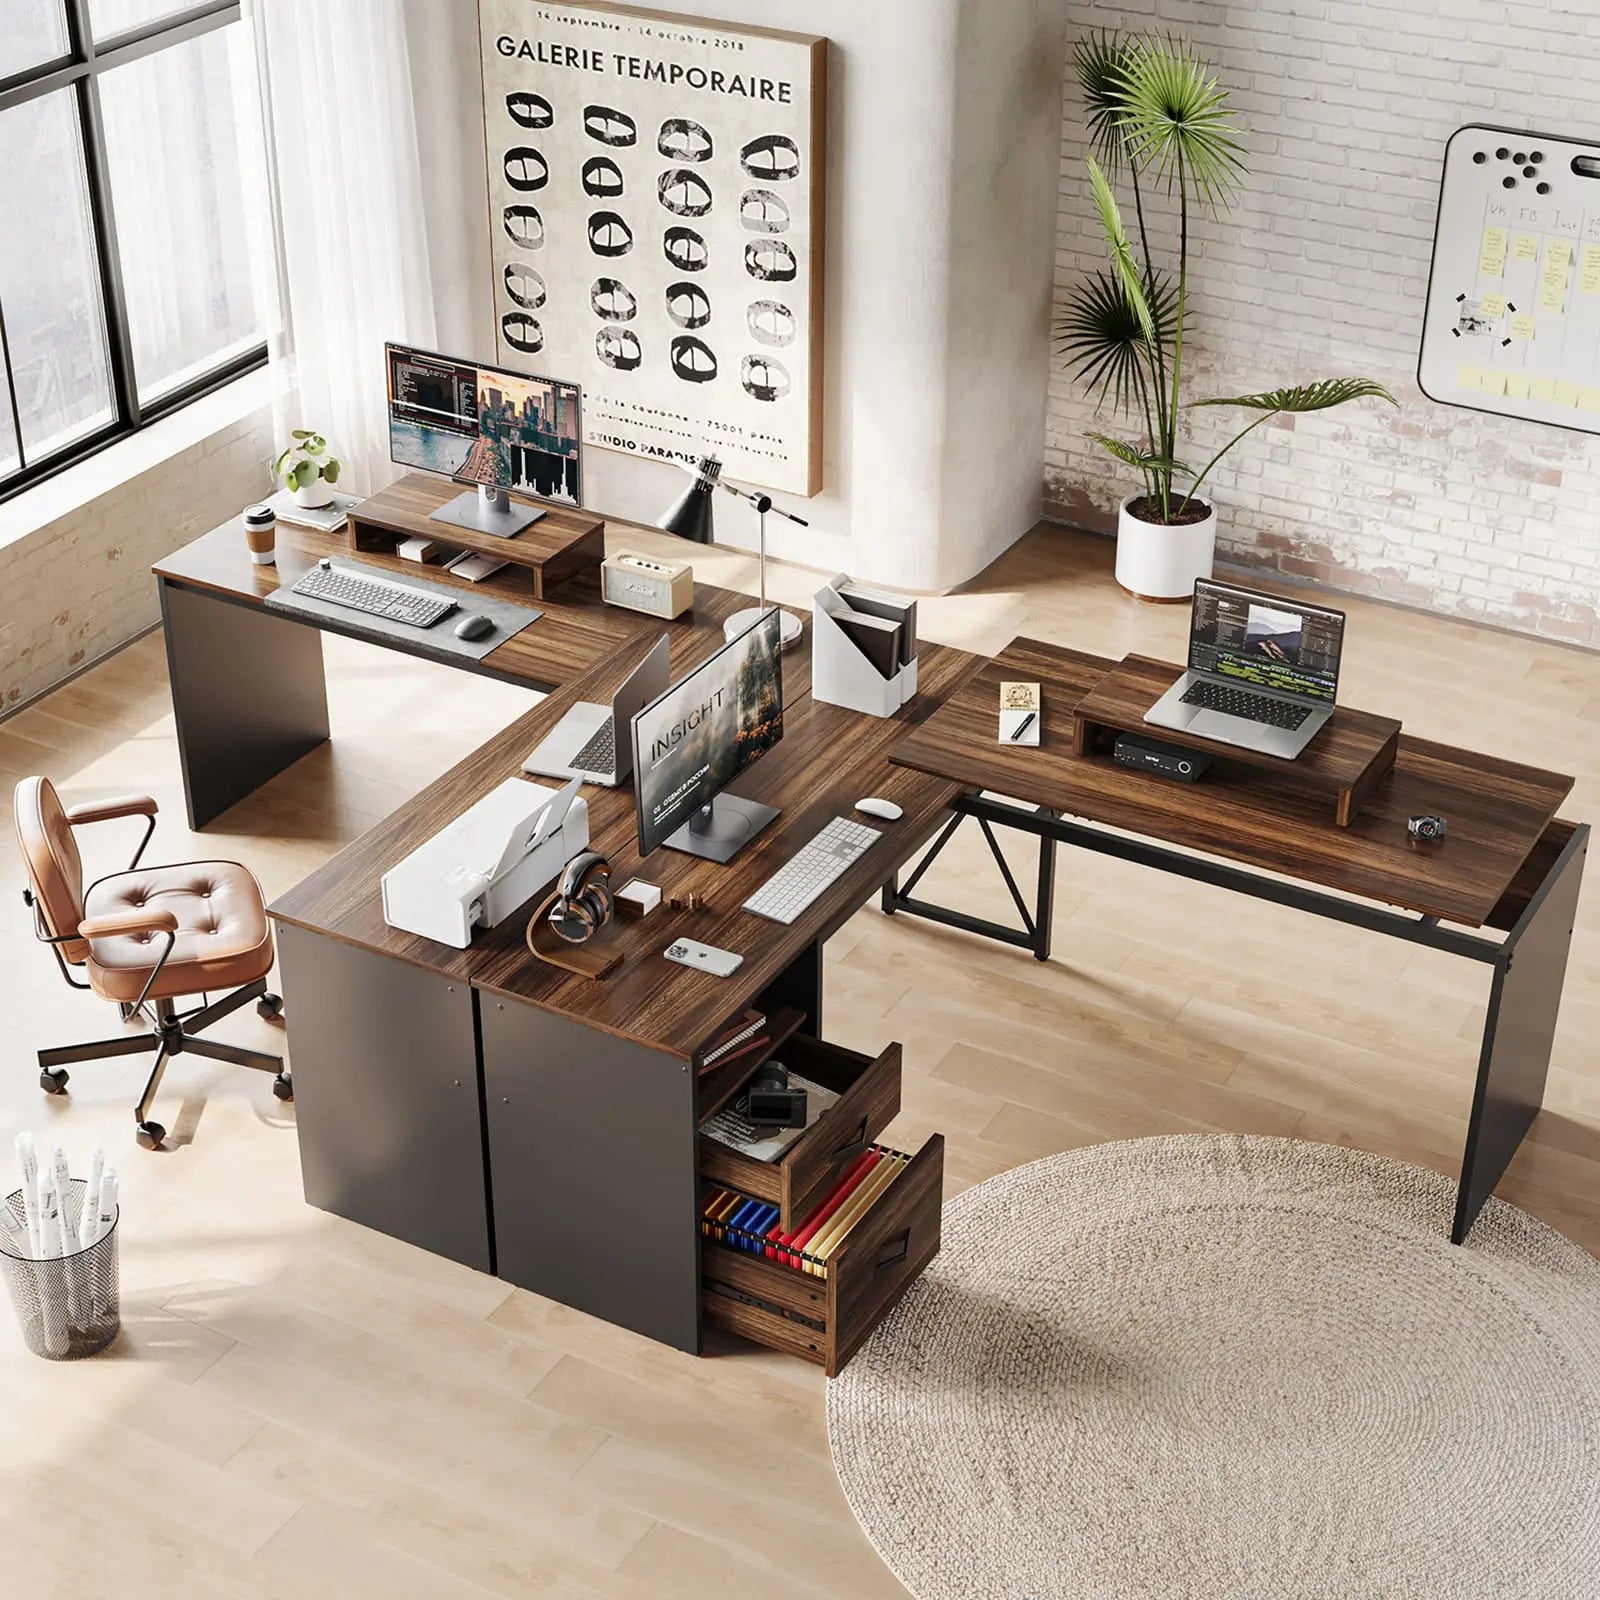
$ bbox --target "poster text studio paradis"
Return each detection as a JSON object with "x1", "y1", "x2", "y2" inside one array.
[{"x1": 494, "y1": 35, "x2": 795, "y2": 102}]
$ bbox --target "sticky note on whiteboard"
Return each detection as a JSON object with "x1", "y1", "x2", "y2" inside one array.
[
  {"x1": 1479, "y1": 226, "x2": 1508, "y2": 276},
  {"x1": 1506, "y1": 374, "x2": 1532, "y2": 399},
  {"x1": 1555, "y1": 379, "x2": 1580, "y2": 406},
  {"x1": 1482, "y1": 292, "x2": 1508, "y2": 318},
  {"x1": 1539, "y1": 281, "x2": 1566, "y2": 312},
  {"x1": 1510, "y1": 312, "x2": 1537, "y2": 340},
  {"x1": 1546, "y1": 239, "x2": 1574, "y2": 270},
  {"x1": 1531, "y1": 376, "x2": 1558, "y2": 402},
  {"x1": 1580, "y1": 386, "x2": 1600, "y2": 410},
  {"x1": 1457, "y1": 365, "x2": 1483, "y2": 389},
  {"x1": 1581, "y1": 246, "x2": 1600, "y2": 293},
  {"x1": 1480, "y1": 370, "x2": 1508, "y2": 396},
  {"x1": 1513, "y1": 233, "x2": 1541, "y2": 263}
]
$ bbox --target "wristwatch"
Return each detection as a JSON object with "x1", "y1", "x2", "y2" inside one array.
[{"x1": 1407, "y1": 813, "x2": 1447, "y2": 843}]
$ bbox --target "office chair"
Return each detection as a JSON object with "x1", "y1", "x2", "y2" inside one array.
[{"x1": 14, "y1": 777, "x2": 292, "y2": 1150}]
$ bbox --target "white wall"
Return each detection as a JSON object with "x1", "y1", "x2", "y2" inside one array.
[
  {"x1": 1048, "y1": 0, "x2": 1600, "y2": 648},
  {"x1": 406, "y1": 0, "x2": 1066, "y2": 592}
]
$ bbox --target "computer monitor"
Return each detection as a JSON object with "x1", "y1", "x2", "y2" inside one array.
[
  {"x1": 1189, "y1": 578, "x2": 1345, "y2": 704},
  {"x1": 631, "y1": 609, "x2": 785, "y2": 863},
  {"x1": 385, "y1": 341, "x2": 582, "y2": 538}
]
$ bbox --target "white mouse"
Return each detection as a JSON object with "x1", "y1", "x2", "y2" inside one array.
[{"x1": 856, "y1": 797, "x2": 903, "y2": 822}]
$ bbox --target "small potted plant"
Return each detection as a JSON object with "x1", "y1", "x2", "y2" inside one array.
[
  {"x1": 1058, "y1": 32, "x2": 1395, "y2": 601},
  {"x1": 273, "y1": 430, "x2": 343, "y2": 510}
]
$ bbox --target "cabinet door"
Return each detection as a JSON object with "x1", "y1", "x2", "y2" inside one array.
[
  {"x1": 278, "y1": 923, "x2": 491, "y2": 1271},
  {"x1": 479, "y1": 996, "x2": 699, "y2": 1353}
]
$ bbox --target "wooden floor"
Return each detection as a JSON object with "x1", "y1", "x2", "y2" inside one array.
[{"x1": 1, "y1": 522, "x2": 1597, "y2": 1598}]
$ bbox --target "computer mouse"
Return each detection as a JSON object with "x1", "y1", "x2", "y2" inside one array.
[
  {"x1": 856, "y1": 797, "x2": 903, "y2": 822},
  {"x1": 455, "y1": 614, "x2": 495, "y2": 642}
]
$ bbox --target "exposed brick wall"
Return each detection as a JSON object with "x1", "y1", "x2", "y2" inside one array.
[
  {"x1": 0, "y1": 405, "x2": 276, "y2": 710},
  {"x1": 1047, "y1": 0, "x2": 1600, "y2": 648}
]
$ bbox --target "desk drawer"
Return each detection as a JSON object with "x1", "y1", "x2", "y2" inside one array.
[
  {"x1": 699, "y1": 1036, "x2": 902, "y2": 1231},
  {"x1": 702, "y1": 1134, "x2": 943, "y2": 1377}
]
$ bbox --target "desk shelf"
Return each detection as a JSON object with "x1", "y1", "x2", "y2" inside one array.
[{"x1": 347, "y1": 473, "x2": 605, "y2": 600}]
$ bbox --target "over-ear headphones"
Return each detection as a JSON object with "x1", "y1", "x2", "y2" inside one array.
[{"x1": 546, "y1": 851, "x2": 613, "y2": 944}]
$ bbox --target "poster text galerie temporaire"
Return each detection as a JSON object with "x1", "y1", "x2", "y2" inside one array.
[{"x1": 493, "y1": 35, "x2": 795, "y2": 103}]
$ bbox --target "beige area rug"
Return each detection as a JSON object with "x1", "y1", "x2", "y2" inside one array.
[{"x1": 827, "y1": 1135, "x2": 1600, "y2": 1600}]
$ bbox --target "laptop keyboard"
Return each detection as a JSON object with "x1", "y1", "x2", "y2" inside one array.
[
  {"x1": 570, "y1": 721, "x2": 616, "y2": 774},
  {"x1": 1181, "y1": 679, "x2": 1312, "y2": 731}
]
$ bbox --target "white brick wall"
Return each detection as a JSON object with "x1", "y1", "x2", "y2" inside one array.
[
  {"x1": 1047, "y1": 0, "x2": 1600, "y2": 647},
  {"x1": 0, "y1": 405, "x2": 276, "y2": 710}
]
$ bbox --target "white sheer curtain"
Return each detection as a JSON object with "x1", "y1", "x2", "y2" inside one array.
[{"x1": 248, "y1": 0, "x2": 440, "y2": 495}]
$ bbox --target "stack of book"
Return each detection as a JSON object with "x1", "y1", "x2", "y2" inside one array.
[{"x1": 697, "y1": 1010, "x2": 771, "y2": 1076}]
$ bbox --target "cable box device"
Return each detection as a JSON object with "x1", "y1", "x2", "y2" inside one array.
[
  {"x1": 1114, "y1": 731, "x2": 1211, "y2": 784},
  {"x1": 602, "y1": 551, "x2": 694, "y2": 619}
]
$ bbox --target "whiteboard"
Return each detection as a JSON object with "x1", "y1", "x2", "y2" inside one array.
[{"x1": 1419, "y1": 123, "x2": 1600, "y2": 433}]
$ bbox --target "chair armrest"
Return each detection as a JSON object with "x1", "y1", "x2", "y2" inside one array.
[
  {"x1": 78, "y1": 906, "x2": 179, "y2": 940},
  {"x1": 65, "y1": 794, "x2": 159, "y2": 826}
]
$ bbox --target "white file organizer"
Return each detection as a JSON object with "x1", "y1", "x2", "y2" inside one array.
[{"x1": 811, "y1": 576, "x2": 918, "y2": 718}]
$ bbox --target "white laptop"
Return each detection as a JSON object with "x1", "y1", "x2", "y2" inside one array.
[
  {"x1": 522, "y1": 635, "x2": 670, "y2": 786},
  {"x1": 1144, "y1": 578, "x2": 1346, "y2": 760}
]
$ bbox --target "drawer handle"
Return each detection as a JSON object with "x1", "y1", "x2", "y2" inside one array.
[
  {"x1": 826, "y1": 1116, "x2": 869, "y2": 1168},
  {"x1": 875, "y1": 1229, "x2": 910, "y2": 1272}
]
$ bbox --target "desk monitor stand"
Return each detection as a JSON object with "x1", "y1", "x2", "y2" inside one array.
[
  {"x1": 430, "y1": 483, "x2": 547, "y2": 539},
  {"x1": 664, "y1": 794, "x2": 779, "y2": 864}
]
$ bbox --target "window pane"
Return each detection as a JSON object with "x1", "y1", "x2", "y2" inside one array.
[
  {"x1": 0, "y1": 1, "x2": 68, "y2": 80},
  {"x1": 88, "y1": 0, "x2": 194, "y2": 41},
  {"x1": 0, "y1": 91, "x2": 115, "y2": 464},
  {"x1": 100, "y1": 22, "x2": 273, "y2": 402}
]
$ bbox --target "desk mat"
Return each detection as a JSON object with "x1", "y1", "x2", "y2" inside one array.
[{"x1": 266, "y1": 556, "x2": 542, "y2": 664}]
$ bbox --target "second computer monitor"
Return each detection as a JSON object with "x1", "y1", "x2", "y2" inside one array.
[
  {"x1": 385, "y1": 342, "x2": 582, "y2": 535},
  {"x1": 631, "y1": 609, "x2": 785, "y2": 863}
]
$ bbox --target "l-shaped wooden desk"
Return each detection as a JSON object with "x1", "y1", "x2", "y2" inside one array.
[{"x1": 152, "y1": 491, "x2": 1586, "y2": 1371}]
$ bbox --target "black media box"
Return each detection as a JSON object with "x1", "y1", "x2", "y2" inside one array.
[{"x1": 1113, "y1": 732, "x2": 1211, "y2": 784}]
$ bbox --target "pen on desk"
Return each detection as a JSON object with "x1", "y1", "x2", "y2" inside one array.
[{"x1": 1010, "y1": 711, "x2": 1037, "y2": 743}]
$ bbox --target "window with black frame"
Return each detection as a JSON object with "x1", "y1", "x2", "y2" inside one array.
[{"x1": 0, "y1": 1, "x2": 273, "y2": 500}]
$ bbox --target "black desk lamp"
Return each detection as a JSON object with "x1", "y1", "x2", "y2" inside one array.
[{"x1": 655, "y1": 454, "x2": 806, "y2": 648}]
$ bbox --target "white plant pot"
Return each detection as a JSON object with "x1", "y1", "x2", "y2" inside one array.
[
  {"x1": 1114, "y1": 493, "x2": 1217, "y2": 603},
  {"x1": 292, "y1": 476, "x2": 336, "y2": 510}
]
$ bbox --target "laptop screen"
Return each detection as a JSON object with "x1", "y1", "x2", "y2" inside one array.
[{"x1": 1189, "y1": 579, "x2": 1345, "y2": 704}]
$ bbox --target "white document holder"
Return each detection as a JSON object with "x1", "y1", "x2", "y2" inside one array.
[
  {"x1": 380, "y1": 776, "x2": 590, "y2": 949},
  {"x1": 811, "y1": 575, "x2": 918, "y2": 718}
]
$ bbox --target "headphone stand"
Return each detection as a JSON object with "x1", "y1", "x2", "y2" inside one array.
[{"x1": 525, "y1": 889, "x2": 624, "y2": 980}]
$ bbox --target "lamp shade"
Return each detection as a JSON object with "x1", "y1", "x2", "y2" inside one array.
[{"x1": 655, "y1": 456, "x2": 720, "y2": 544}]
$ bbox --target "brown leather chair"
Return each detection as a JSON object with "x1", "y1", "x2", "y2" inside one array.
[{"x1": 14, "y1": 777, "x2": 291, "y2": 1149}]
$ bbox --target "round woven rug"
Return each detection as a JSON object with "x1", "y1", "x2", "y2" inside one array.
[{"x1": 827, "y1": 1135, "x2": 1600, "y2": 1600}]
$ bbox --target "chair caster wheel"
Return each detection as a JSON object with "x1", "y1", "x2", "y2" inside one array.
[
  {"x1": 272, "y1": 1072, "x2": 294, "y2": 1103},
  {"x1": 136, "y1": 1121, "x2": 166, "y2": 1151},
  {"x1": 257, "y1": 993, "x2": 284, "y2": 1020},
  {"x1": 39, "y1": 1067, "x2": 69, "y2": 1096}
]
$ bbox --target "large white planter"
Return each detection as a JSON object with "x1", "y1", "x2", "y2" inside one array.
[{"x1": 1114, "y1": 493, "x2": 1217, "y2": 603}]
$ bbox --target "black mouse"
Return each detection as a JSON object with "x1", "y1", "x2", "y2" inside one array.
[{"x1": 455, "y1": 614, "x2": 494, "y2": 642}]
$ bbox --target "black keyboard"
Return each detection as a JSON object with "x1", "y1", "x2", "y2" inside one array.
[
  {"x1": 1180, "y1": 679, "x2": 1312, "y2": 731},
  {"x1": 570, "y1": 721, "x2": 616, "y2": 774}
]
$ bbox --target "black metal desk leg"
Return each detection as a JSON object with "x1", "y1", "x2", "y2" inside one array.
[
  {"x1": 160, "y1": 579, "x2": 330, "y2": 830},
  {"x1": 1453, "y1": 826, "x2": 1588, "y2": 1244},
  {"x1": 1032, "y1": 806, "x2": 1058, "y2": 962}
]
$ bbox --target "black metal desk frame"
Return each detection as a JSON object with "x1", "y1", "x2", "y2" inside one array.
[{"x1": 882, "y1": 790, "x2": 1589, "y2": 1245}]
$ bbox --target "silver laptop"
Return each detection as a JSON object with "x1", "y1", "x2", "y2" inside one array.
[
  {"x1": 1144, "y1": 578, "x2": 1346, "y2": 760},
  {"x1": 522, "y1": 635, "x2": 670, "y2": 786}
]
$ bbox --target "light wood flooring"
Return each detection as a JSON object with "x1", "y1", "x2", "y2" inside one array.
[{"x1": 1, "y1": 522, "x2": 1597, "y2": 1598}]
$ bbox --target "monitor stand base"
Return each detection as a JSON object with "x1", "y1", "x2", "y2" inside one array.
[
  {"x1": 663, "y1": 795, "x2": 779, "y2": 864},
  {"x1": 430, "y1": 484, "x2": 547, "y2": 539}
]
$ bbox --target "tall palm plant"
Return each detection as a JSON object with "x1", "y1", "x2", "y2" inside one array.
[{"x1": 1058, "y1": 32, "x2": 1394, "y2": 526}]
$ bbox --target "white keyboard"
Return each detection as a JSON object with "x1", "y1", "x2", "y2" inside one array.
[{"x1": 741, "y1": 816, "x2": 882, "y2": 925}]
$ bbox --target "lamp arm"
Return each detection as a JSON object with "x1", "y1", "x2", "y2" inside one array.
[{"x1": 717, "y1": 481, "x2": 809, "y2": 526}]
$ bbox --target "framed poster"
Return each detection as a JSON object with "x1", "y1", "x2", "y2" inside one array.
[{"x1": 478, "y1": 2, "x2": 827, "y2": 496}]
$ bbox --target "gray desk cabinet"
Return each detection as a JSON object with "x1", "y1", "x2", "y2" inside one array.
[
  {"x1": 478, "y1": 995, "x2": 700, "y2": 1353},
  {"x1": 278, "y1": 924, "x2": 492, "y2": 1272}
]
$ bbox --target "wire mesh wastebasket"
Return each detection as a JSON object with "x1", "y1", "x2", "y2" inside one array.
[{"x1": 0, "y1": 1181, "x2": 120, "y2": 1359}]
